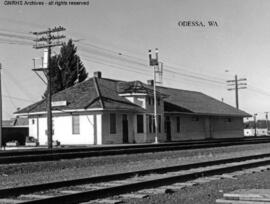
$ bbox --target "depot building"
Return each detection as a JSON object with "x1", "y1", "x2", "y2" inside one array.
[{"x1": 16, "y1": 71, "x2": 250, "y2": 145}]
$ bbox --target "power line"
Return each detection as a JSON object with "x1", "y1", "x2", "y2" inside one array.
[
  {"x1": 0, "y1": 32, "x2": 34, "y2": 41},
  {"x1": 2, "y1": 95, "x2": 34, "y2": 102},
  {"x1": 2, "y1": 78, "x2": 17, "y2": 110},
  {"x1": 3, "y1": 69, "x2": 36, "y2": 101}
]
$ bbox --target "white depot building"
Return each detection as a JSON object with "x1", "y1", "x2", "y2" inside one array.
[{"x1": 16, "y1": 71, "x2": 250, "y2": 145}]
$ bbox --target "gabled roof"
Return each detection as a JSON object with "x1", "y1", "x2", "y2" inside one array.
[
  {"x1": 16, "y1": 75, "x2": 250, "y2": 117},
  {"x1": 16, "y1": 77, "x2": 144, "y2": 114},
  {"x1": 158, "y1": 86, "x2": 250, "y2": 117},
  {"x1": 117, "y1": 80, "x2": 166, "y2": 97}
]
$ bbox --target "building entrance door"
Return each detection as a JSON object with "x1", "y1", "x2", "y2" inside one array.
[
  {"x1": 165, "y1": 116, "x2": 171, "y2": 141},
  {"x1": 122, "y1": 114, "x2": 129, "y2": 143}
]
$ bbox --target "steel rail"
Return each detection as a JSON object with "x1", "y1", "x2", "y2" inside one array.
[
  {"x1": 1, "y1": 137, "x2": 269, "y2": 157},
  {"x1": 1, "y1": 152, "x2": 270, "y2": 203},
  {"x1": 19, "y1": 158, "x2": 270, "y2": 204},
  {"x1": 0, "y1": 138, "x2": 270, "y2": 164}
]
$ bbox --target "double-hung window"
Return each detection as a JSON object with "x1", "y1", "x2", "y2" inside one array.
[{"x1": 110, "y1": 113, "x2": 116, "y2": 134}]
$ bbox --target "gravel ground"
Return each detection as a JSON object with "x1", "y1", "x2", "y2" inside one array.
[
  {"x1": 125, "y1": 169, "x2": 270, "y2": 204},
  {"x1": 1, "y1": 143, "x2": 270, "y2": 189}
]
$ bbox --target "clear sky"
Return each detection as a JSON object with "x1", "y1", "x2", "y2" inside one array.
[{"x1": 0, "y1": 0, "x2": 270, "y2": 120}]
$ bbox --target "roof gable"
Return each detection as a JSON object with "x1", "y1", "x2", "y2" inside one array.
[{"x1": 17, "y1": 77, "x2": 144, "y2": 114}]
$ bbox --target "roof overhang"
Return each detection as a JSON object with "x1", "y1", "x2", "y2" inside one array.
[
  {"x1": 15, "y1": 107, "x2": 145, "y2": 117},
  {"x1": 164, "y1": 111, "x2": 251, "y2": 118},
  {"x1": 14, "y1": 108, "x2": 104, "y2": 116}
]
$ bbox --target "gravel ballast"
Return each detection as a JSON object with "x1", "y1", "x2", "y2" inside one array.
[
  {"x1": 124, "y1": 169, "x2": 270, "y2": 204},
  {"x1": 1, "y1": 143, "x2": 270, "y2": 189}
]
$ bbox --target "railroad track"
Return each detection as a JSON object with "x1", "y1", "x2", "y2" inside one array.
[
  {"x1": 1, "y1": 137, "x2": 270, "y2": 164},
  {"x1": 1, "y1": 153, "x2": 270, "y2": 203}
]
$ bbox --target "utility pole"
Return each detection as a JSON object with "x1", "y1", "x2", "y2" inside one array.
[
  {"x1": 254, "y1": 113, "x2": 257, "y2": 137},
  {"x1": 226, "y1": 75, "x2": 247, "y2": 109},
  {"x1": 265, "y1": 112, "x2": 269, "y2": 135},
  {"x1": 32, "y1": 26, "x2": 66, "y2": 149},
  {"x1": 0, "y1": 63, "x2": 2, "y2": 149},
  {"x1": 148, "y1": 49, "x2": 163, "y2": 144}
]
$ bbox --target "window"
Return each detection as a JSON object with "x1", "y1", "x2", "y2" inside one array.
[
  {"x1": 72, "y1": 115, "x2": 80, "y2": 134},
  {"x1": 176, "y1": 117, "x2": 180, "y2": 133},
  {"x1": 226, "y1": 118, "x2": 232, "y2": 122},
  {"x1": 137, "y1": 114, "x2": 144, "y2": 133},
  {"x1": 158, "y1": 115, "x2": 161, "y2": 133},
  {"x1": 110, "y1": 113, "x2": 116, "y2": 134},
  {"x1": 32, "y1": 119, "x2": 35, "y2": 124}
]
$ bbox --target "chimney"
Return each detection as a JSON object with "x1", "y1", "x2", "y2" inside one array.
[
  {"x1": 94, "y1": 71, "x2": 102, "y2": 78},
  {"x1": 147, "y1": 80, "x2": 154, "y2": 86}
]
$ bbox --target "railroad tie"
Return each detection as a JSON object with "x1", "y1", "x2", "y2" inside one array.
[
  {"x1": 60, "y1": 190, "x2": 83, "y2": 194},
  {"x1": 202, "y1": 176, "x2": 223, "y2": 181},
  {"x1": 220, "y1": 174, "x2": 238, "y2": 180},
  {"x1": 120, "y1": 193, "x2": 149, "y2": 199},
  {"x1": 216, "y1": 198, "x2": 268, "y2": 203},
  {"x1": 89, "y1": 199, "x2": 123, "y2": 204},
  {"x1": 0, "y1": 198, "x2": 26, "y2": 204},
  {"x1": 20, "y1": 194, "x2": 54, "y2": 199},
  {"x1": 80, "y1": 184, "x2": 105, "y2": 190},
  {"x1": 138, "y1": 188, "x2": 169, "y2": 194},
  {"x1": 216, "y1": 189, "x2": 270, "y2": 204},
  {"x1": 160, "y1": 185, "x2": 186, "y2": 191},
  {"x1": 173, "y1": 182, "x2": 198, "y2": 187},
  {"x1": 95, "y1": 182, "x2": 121, "y2": 187},
  {"x1": 193, "y1": 178, "x2": 213, "y2": 183}
]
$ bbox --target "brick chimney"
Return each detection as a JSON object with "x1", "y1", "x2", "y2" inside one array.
[
  {"x1": 94, "y1": 71, "x2": 102, "y2": 78},
  {"x1": 147, "y1": 80, "x2": 154, "y2": 86}
]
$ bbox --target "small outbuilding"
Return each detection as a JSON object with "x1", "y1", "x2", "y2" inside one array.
[{"x1": 16, "y1": 71, "x2": 250, "y2": 145}]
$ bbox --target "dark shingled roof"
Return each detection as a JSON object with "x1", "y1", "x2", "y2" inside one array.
[
  {"x1": 158, "y1": 86, "x2": 250, "y2": 117},
  {"x1": 17, "y1": 76, "x2": 250, "y2": 117},
  {"x1": 16, "y1": 77, "x2": 144, "y2": 114}
]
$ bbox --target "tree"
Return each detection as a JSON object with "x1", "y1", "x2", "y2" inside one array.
[{"x1": 44, "y1": 39, "x2": 88, "y2": 97}]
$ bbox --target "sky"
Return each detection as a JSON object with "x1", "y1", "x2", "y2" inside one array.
[{"x1": 0, "y1": 0, "x2": 270, "y2": 120}]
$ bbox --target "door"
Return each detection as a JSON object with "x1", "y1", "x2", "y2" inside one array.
[
  {"x1": 165, "y1": 116, "x2": 171, "y2": 141},
  {"x1": 122, "y1": 114, "x2": 129, "y2": 143}
]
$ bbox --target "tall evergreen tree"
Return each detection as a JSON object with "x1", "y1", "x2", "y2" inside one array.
[{"x1": 44, "y1": 39, "x2": 88, "y2": 97}]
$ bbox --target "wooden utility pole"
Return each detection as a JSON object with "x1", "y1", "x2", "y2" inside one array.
[
  {"x1": 265, "y1": 112, "x2": 269, "y2": 135},
  {"x1": 32, "y1": 26, "x2": 65, "y2": 149},
  {"x1": 254, "y1": 113, "x2": 258, "y2": 137},
  {"x1": 226, "y1": 75, "x2": 247, "y2": 109},
  {"x1": 0, "y1": 63, "x2": 2, "y2": 148}
]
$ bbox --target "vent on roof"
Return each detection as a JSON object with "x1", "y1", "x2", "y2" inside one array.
[
  {"x1": 147, "y1": 80, "x2": 154, "y2": 86},
  {"x1": 94, "y1": 71, "x2": 102, "y2": 78}
]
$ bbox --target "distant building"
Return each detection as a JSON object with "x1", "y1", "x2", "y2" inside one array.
[
  {"x1": 16, "y1": 71, "x2": 250, "y2": 145},
  {"x1": 3, "y1": 117, "x2": 28, "y2": 127},
  {"x1": 2, "y1": 117, "x2": 29, "y2": 145}
]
